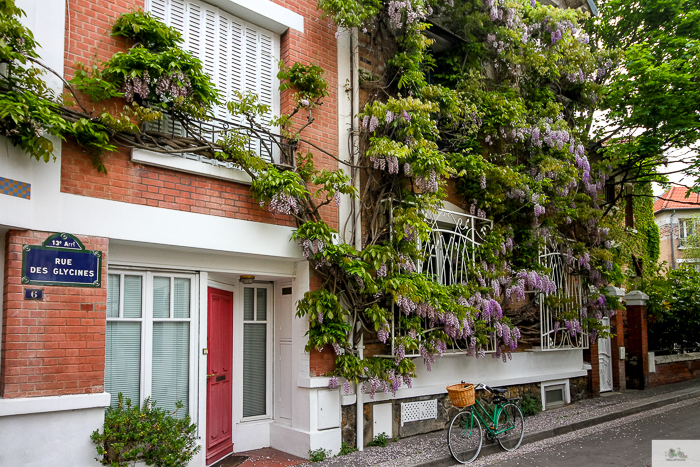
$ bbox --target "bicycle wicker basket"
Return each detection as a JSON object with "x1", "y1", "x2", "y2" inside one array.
[{"x1": 446, "y1": 383, "x2": 475, "y2": 407}]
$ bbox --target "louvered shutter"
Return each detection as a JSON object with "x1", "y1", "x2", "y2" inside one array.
[
  {"x1": 147, "y1": 0, "x2": 278, "y2": 160},
  {"x1": 149, "y1": 0, "x2": 167, "y2": 22}
]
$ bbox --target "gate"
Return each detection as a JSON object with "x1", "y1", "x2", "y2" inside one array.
[{"x1": 598, "y1": 317, "x2": 613, "y2": 392}]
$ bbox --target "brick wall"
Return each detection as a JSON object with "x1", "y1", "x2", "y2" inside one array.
[
  {"x1": 61, "y1": 0, "x2": 339, "y2": 230},
  {"x1": 584, "y1": 341, "x2": 600, "y2": 397},
  {"x1": 0, "y1": 230, "x2": 108, "y2": 398},
  {"x1": 625, "y1": 304, "x2": 649, "y2": 389},
  {"x1": 649, "y1": 358, "x2": 700, "y2": 387}
]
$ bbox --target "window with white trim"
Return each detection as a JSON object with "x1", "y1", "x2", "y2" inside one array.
[
  {"x1": 147, "y1": 0, "x2": 280, "y2": 161},
  {"x1": 105, "y1": 271, "x2": 197, "y2": 419},
  {"x1": 242, "y1": 285, "x2": 272, "y2": 419},
  {"x1": 679, "y1": 219, "x2": 696, "y2": 247}
]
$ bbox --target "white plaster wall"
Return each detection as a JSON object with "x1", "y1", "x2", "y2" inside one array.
[
  {"x1": 0, "y1": 0, "x2": 65, "y2": 231},
  {"x1": 363, "y1": 349, "x2": 587, "y2": 403},
  {"x1": 0, "y1": 407, "x2": 103, "y2": 467}
]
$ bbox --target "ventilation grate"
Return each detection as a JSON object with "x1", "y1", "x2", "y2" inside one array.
[{"x1": 400, "y1": 399, "x2": 437, "y2": 426}]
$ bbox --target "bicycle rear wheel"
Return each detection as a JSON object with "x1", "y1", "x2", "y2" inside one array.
[
  {"x1": 496, "y1": 403, "x2": 524, "y2": 451},
  {"x1": 447, "y1": 409, "x2": 483, "y2": 463}
]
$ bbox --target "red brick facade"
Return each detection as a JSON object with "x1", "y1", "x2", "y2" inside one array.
[
  {"x1": 649, "y1": 358, "x2": 700, "y2": 387},
  {"x1": 62, "y1": 0, "x2": 341, "y2": 375},
  {"x1": 62, "y1": 0, "x2": 339, "y2": 231},
  {"x1": 0, "y1": 230, "x2": 108, "y2": 398},
  {"x1": 625, "y1": 304, "x2": 649, "y2": 389}
]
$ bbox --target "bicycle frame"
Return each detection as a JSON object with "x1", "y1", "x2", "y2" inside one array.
[{"x1": 463, "y1": 398, "x2": 514, "y2": 437}]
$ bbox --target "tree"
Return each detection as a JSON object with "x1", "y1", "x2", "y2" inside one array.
[
  {"x1": 590, "y1": 0, "x2": 700, "y2": 196},
  {"x1": 645, "y1": 265, "x2": 700, "y2": 352}
]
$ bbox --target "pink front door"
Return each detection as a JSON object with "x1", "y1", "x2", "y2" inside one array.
[{"x1": 207, "y1": 288, "x2": 233, "y2": 464}]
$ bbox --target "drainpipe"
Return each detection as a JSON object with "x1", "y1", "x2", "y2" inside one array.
[
  {"x1": 351, "y1": 27, "x2": 364, "y2": 452},
  {"x1": 351, "y1": 28, "x2": 361, "y2": 252},
  {"x1": 670, "y1": 210, "x2": 676, "y2": 270},
  {"x1": 356, "y1": 332, "x2": 364, "y2": 451}
]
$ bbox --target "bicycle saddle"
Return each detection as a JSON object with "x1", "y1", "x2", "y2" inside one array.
[{"x1": 490, "y1": 386, "x2": 507, "y2": 394}]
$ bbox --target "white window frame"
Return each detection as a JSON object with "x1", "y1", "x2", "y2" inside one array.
[
  {"x1": 236, "y1": 283, "x2": 274, "y2": 422},
  {"x1": 106, "y1": 270, "x2": 199, "y2": 420},
  {"x1": 678, "y1": 218, "x2": 696, "y2": 248},
  {"x1": 540, "y1": 379, "x2": 571, "y2": 411}
]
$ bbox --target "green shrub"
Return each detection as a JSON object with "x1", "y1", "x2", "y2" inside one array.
[
  {"x1": 308, "y1": 448, "x2": 331, "y2": 462},
  {"x1": 338, "y1": 441, "x2": 357, "y2": 456},
  {"x1": 520, "y1": 394, "x2": 542, "y2": 417},
  {"x1": 368, "y1": 432, "x2": 391, "y2": 447},
  {"x1": 91, "y1": 393, "x2": 200, "y2": 467}
]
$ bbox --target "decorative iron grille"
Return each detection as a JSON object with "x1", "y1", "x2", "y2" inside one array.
[
  {"x1": 385, "y1": 208, "x2": 496, "y2": 357},
  {"x1": 143, "y1": 113, "x2": 295, "y2": 166},
  {"x1": 538, "y1": 239, "x2": 589, "y2": 350}
]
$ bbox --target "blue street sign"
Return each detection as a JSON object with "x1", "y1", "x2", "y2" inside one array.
[{"x1": 21, "y1": 233, "x2": 102, "y2": 287}]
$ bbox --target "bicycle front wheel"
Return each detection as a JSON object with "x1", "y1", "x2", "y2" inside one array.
[
  {"x1": 447, "y1": 408, "x2": 483, "y2": 463},
  {"x1": 496, "y1": 403, "x2": 524, "y2": 451}
]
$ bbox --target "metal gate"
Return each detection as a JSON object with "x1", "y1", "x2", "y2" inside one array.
[{"x1": 598, "y1": 317, "x2": 613, "y2": 392}]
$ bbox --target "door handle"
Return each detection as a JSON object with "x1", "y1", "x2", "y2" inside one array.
[{"x1": 207, "y1": 372, "x2": 217, "y2": 379}]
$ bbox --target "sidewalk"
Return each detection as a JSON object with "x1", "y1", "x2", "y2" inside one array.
[{"x1": 295, "y1": 378, "x2": 700, "y2": 467}]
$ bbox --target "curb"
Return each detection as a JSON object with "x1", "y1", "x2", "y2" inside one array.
[{"x1": 405, "y1": 388, "x2": 700, "y2": 467}]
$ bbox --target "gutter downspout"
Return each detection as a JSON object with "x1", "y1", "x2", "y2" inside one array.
[
  {"x1": 351, "y1": 27, "x2": 364, "y2": 452},
  {"x1": 670, "y1": 210, "x2": 676, "y2": 269}
]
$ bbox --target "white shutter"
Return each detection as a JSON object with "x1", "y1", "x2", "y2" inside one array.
[
  {"x1": 244, "y1": 27, "x2": 259, "y2": 99},
  {"x1": 216, "y1": 14, "x2": 230, "y2": 120},
  {"x1": 149, "y1": 0, "x2": 167, "y2": 22},
  {"x1": 170, "y1": 0, "x2": 186, "y2": 34},
  {"x1": 186, "y1": 0, "x2": 202, "y2": 58},
  {"x1": 147, "y1": 0, "x2": 279, "y2": 159},
  {"x1": 229, "y1": 18, "x2": 244, "y2": 124},
  {"x1": 259, "y1": 32, "x2": 274, "y2": 125}
]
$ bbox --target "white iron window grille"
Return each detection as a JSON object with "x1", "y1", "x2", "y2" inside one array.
[
  {"x1": 385, "y1": 208, "x2": 496, "y2": 357},
  {"x1": 538, "y1": 240, "x2": 589, "y2": 350}
]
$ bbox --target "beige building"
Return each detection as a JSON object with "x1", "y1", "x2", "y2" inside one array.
[{"x1": 654, "y1": 187, "x2": 700, "y2": 269}]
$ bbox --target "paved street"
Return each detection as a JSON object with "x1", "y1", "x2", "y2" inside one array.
[{"x1": 459, "y1": 397, "x2": 700, "y2": 467}]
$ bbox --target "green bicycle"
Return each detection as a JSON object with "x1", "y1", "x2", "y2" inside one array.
[{"x1": 447, "y1": 383, "x2": 525, "y2": 463}]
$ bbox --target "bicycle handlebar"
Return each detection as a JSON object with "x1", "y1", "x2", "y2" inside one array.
[{"x1": 461, "y1": 381, "x2": 492, "y2": 393}]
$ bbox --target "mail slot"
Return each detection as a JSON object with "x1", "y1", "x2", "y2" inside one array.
[{"x1": 216, "y1": 374, "x2": 226, "y2": 382}]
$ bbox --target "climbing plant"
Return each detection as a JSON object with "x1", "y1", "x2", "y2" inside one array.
[{"x1": 1, "y1": 0, "x2": 631, "y2": 399}]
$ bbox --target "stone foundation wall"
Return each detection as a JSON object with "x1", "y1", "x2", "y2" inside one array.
[{"x1": 341, "y1": 376, "x2": 589, "y2": 447}]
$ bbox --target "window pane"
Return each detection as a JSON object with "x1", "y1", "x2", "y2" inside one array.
[
  {"x1": 174, "y1": 278, "x2": 190, "y2": 318},
  {"x1": 243, "y1": 323, "x2": 266, "y2": 417},
  {"x1": 545, "y1": 387, "x2": 564, "y2": 404},
  {"x1": 107, "y1": 274, "x2": 120, "y2": 318},
  {"x1": 105, "y1": 321, "x2": 141, "y2": 408},
  {"x1": 243, "y1": 287, "x2": 254, "y2": 321},
  {"x1": 152, "y1": 322, "x2": 190, "y2": 418},
  {"x1": 256, "y1": 288, "x2": 267, "y2": 321},
  {"x1": 123, "y1": 275, "x2": 142, "y2": 318},
  {"x1": 153, "y1": 277, "x2": 171, "y2": 318}
]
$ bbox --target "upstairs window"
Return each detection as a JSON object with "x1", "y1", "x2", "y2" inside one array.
[{"x1": 147, "y1": 0, "x2": 280, "y2": 161}]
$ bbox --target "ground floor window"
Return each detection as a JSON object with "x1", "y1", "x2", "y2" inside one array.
[
  {"x1": 242, "y1": 285, "x2": 271, "y2": 419},
  {"x1": 106, "y1": 271, "x2": 197, "y2": 418}
]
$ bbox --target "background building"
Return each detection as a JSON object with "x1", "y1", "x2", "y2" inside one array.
[{"x1": 654, "y1": 187, "x2": 700, "y2": 270}]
